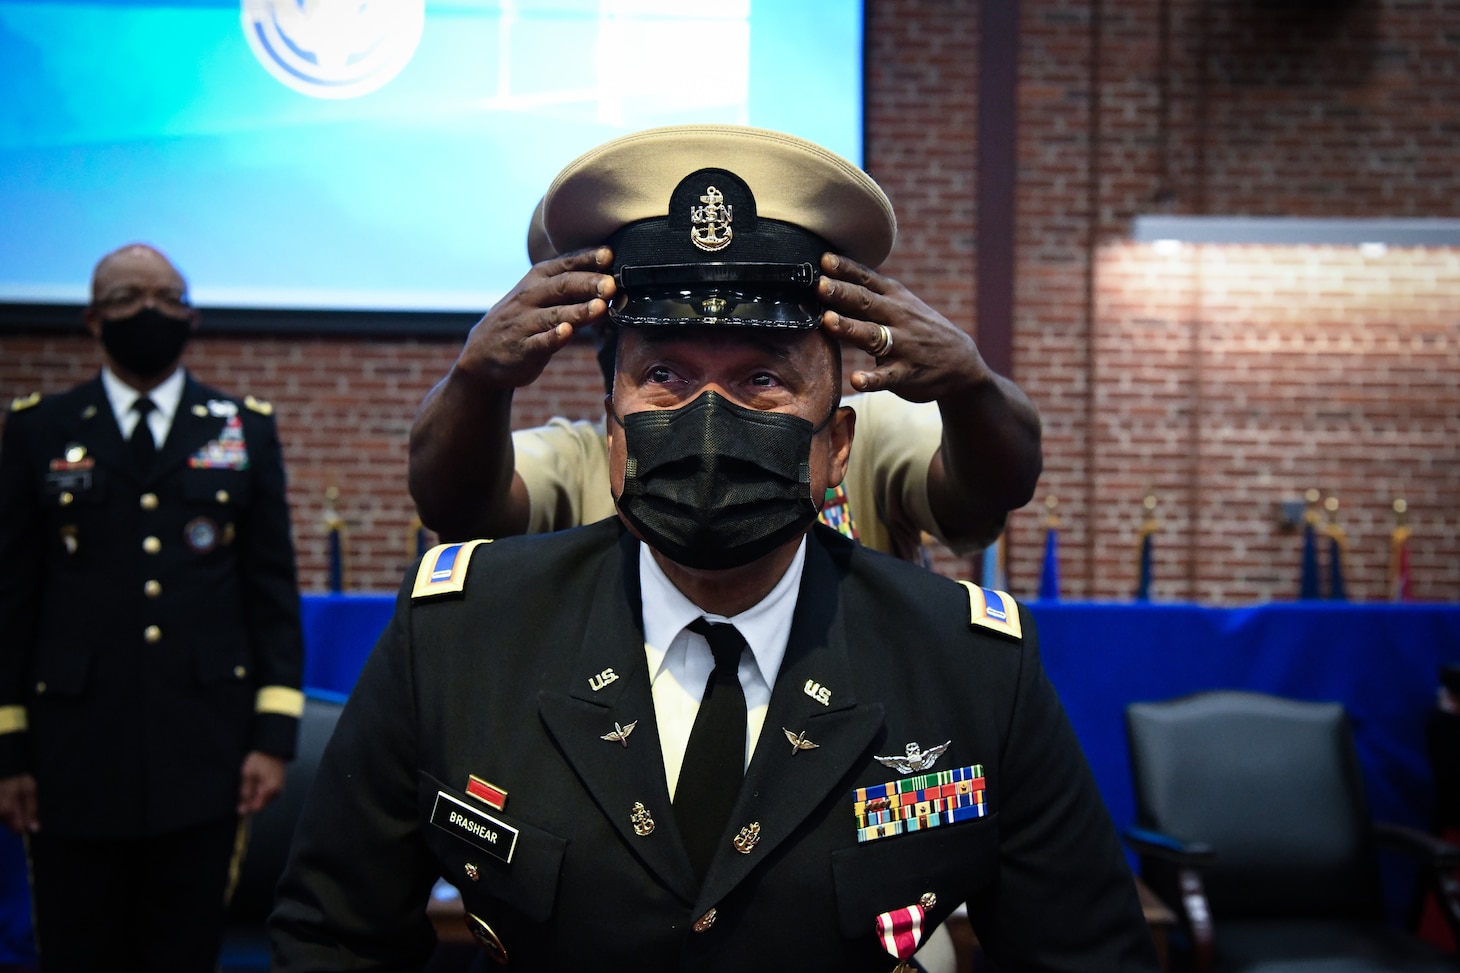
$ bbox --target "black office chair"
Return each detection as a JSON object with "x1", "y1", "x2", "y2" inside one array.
[
  {"x1": 1124, "y1": 690, "x2": 1460, "y2": 973},
  {"x1": 219, "y1": 693, "x2": 345, "y2": 972}
]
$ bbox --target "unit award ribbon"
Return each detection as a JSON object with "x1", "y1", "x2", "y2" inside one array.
[{"x1": 875, "y1": 902, "x2": 926, "y2": 972}]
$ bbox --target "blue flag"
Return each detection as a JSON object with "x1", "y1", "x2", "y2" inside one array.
[
  {"x1": 981, "y1": 536, "x2": 1006, "y2": 591},
  {"x1": 1134, "y1": 528, "x2": 1154, "y2": 601},
  {"x1": 1327, "y1": 529, "x2": 1348, "y2": 601},
  {"x1": 327, "y1": 521, "x2": 345, "y2": 594},
  {"x1": 1299, "y1": 518, "x2": 1321, "y2": 600},
  {"x1": 1039, "y1": 527, "x2": 1060, "y2": 601}
]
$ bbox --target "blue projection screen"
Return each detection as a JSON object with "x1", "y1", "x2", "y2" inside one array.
[{"x1": 0, "y1": 0, "x2": 863, "y2": 325}]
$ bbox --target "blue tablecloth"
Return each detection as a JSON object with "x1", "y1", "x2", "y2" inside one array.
[{"x1": 2, "y1": 597, "x2": 1457, "y2": 961}]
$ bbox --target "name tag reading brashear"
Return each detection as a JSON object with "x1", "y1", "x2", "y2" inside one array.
[{"x1": 431, "y1": 791, "x2": 519, "y2": 864}]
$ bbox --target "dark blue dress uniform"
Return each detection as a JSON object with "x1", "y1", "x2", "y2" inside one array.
[
  {"x1": 0, "y1": 373, "x2": 304, "y2": 965},
  {"x1": 270, "y1": 521, "x2": 1158, "y2": 971}
]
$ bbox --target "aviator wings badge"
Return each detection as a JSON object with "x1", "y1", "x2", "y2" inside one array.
[
  {"x1": 600, "y1": 720, "x2": 638, "y2": 748},
  {"x1": 875, "y1": 740, "x2": 952, "y2": 774},
  {"x1": 783, "y1": 728, "x2": 820, "y2": 755}
]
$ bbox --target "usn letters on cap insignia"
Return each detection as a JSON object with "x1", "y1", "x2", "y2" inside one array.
[
  {"x1": 956, "y1": 581, "x2": 1023, "y2": 641},
  {"x1": 689, "y1": 185, "x2": 733, "y2": 252},
  {"x1": 412, "y1": 540, "x2": 492, "y2": 600}
]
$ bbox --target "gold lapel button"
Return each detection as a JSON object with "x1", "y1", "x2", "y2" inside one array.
[
  {"x1": 692, "y1": 907, "x2": 718, "y2": 933},
  {"x1": 142, "y1": 536, "x2": 161, "y2": 554},
  {"x1": 464, "y1": 912, "x2": 508, "y2": 964},
  {"x1": 464, "y1": 862, "x2": 480, "y2": 882},
  {"x1": 140, "y1": 493, "x2": 159, "y2": 510},
  {"x1": 143, "y1": 625, "x2": 162, "y2": 644},
  {"x1": 58, "y1": 492, "x2": 73, "y2": 507},
  {"x1": 215, "y1": 489, "x2": 230, "y2": 505}
]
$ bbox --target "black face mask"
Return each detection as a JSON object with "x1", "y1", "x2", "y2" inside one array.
[
  {"x1": 613, "y1": 391, "x2": 836, "y2": 570},
  {"x1": 100, "y1": 307, "x2": 191, "y2": 379}
]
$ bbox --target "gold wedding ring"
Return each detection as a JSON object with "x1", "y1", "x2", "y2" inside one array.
[{"x1": 869, "y1": 324, "x2": 894, "y2": 358}]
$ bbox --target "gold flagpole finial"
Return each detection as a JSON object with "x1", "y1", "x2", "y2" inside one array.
[
  {"x1": 324, "y1": 483, "x2": 347, "y2": 592},
  {"x1": 1324, "y1": 495, "x2": 1347, "y2": 547},
  {"x1": 324, "y1": 484, "x2": 343, "y2": 527},
  {"x1": 1139, "y1": 489, "x2": 1159, "y2": 531},
  {"x1": 1044, "y1": 494, "x2": 1060, "y2": 529},
  {"x1": 1304, "y1": 487, "x2": 1322, "y2": 524}
]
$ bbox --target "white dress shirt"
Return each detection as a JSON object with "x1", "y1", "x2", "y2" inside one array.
[
  {"x1": 638, "y1": 539, "x2": 805, "y2": 799},
  {"x1": 101, "y1": 365, "x2": 185, "y2": 449}
]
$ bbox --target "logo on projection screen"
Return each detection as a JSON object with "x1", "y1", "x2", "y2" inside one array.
[{"x1": 241, "y1": 0, "x2": 425, "y2": 99}]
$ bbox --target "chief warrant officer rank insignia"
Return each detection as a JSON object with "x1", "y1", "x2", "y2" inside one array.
[{"x1": 412, "y1": 540, "x2": 492, "y2": 599}]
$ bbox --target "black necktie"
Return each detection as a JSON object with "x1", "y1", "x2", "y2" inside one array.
[
  {"x1": 128, "y1": 397, "x2": 157, "y2": 477},
  {"x1": 674, "y1": 618, "x2": 749, "y2": 882}
]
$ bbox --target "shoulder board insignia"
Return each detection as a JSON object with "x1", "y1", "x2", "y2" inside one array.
[
  {"x1": 957, "y1": 581, "x2": 1023, "y2": 641},
  {"x1": 244, "y1": 395, "x2": 273, "y2": 416},
  {"x1": 412, "y1": 540, "x2": 492, "y2": 600},
  {"x1": 0, "y1": 705, "x2": 28, "y2": 735},
  {"x1": 10, "y1": 392, "x2": 40, "y2": 412}
]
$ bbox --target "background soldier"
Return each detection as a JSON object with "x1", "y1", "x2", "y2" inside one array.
[{"x1": 0, "y1": 244, "x2": 305, "y2": 971}]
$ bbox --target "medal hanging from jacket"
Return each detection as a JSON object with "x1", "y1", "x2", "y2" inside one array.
[{"x1": 613, "y1": 391, "x2": 836, "y2": 570}]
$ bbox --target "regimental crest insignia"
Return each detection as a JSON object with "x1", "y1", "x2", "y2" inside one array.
[
  {"x1": 689, "y1": 185, "x2": 733, "y2": 252},
  {"x1": 630, "y1": 801, "x2": 655, "y2": 837},
  {"x1": 732, "y1": 821, "x2": 761, "y2": 854}
]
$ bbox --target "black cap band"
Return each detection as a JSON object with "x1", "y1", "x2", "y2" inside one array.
[{"x1": 610, "y1": 261, "x2": 820, "y2": 329}]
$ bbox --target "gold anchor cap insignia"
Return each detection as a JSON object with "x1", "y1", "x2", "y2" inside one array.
[{"x1": 690, "y1": 185, "x2": 733, "y2": 252}]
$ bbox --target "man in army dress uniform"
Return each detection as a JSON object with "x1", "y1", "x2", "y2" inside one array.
[
  {"x1": 271, "y1": 127, "x2": 1157, "y2": 970},
  {"x1": 0, "y1": 244, "x2": 305, "y2": 971}
]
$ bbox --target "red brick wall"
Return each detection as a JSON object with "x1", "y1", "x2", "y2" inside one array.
[
  {"x1": 1015, "y1": 0, "x2": 1460, "y2": 602},
  {"x1": 2, "y1": 0, "x2": 1456, "y2": 602}
]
